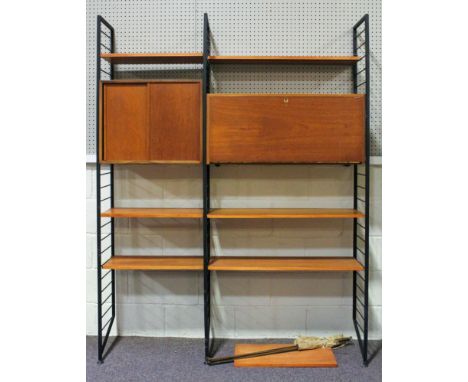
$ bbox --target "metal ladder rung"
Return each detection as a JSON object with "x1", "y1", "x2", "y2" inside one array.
[
  {"x1": 101, "y1": 317, "x2": 112, "y2": 331},
  {"x1": 101, "y1": 305, "x2": 112, "y2": 319}
]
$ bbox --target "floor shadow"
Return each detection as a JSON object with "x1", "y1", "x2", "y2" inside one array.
[
  {"x1": 102, "y1": 336, "x2": 122, "y2": 361},
  {"x1": 209, "y1": 337, "x2": 227, "y2": 358},
  {"x1": 367, "y1": 340, "x2": 382, "y2": 365}
]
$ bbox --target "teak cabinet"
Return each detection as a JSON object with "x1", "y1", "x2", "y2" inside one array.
[
  {"x1": 207, "y1": 94, "x2": 365, "y2": 163},
  {"x1": 100, "y1": 80, "x2": 201, "y2": 163}
]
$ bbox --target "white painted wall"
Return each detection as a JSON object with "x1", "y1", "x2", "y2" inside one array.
[{"x1": 86, "y1": 163, "x2": 382, "y2": 339}]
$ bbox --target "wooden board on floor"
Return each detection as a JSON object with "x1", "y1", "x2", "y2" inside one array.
[{"x1": 234, "y1": 344, "x2": 337, "y2": 368}]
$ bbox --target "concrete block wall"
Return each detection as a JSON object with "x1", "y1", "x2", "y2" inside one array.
[{"x1": 86, "y1": 163, "x2": 382, "y2": 339}]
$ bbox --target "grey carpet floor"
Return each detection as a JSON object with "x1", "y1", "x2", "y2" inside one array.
[{"x1": 87, "y1": 336, "x2": 382, "y2": 382}]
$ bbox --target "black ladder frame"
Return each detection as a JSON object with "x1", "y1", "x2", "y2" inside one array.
[
  {"x1": 96, "y1": 15, "x2": 116, "y2": 364},
  {"x1": 352, "y1": 14, "x2": 371, "y2": 366},
  {"x1": 202, "y1": 13, "x2": 212, "y2": 359}
]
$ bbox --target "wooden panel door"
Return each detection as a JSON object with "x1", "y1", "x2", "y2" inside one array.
[
  {"x1": 102, "y1": 83, "x2": 149, "y2": 161},
  {"x1": 149, "y1": 82, "x2": 201, "y2": 162},
  {"x1": 208, "y1": 94, "x2": 365, "y2": 163}
]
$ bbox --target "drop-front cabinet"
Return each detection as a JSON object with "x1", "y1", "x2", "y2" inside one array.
[
  {"x1": 99, "y1": 80, "x2": 201, "y2": 163},
  {"x1": 208, "y1": 94, "x2": 365, "y2": 164}
]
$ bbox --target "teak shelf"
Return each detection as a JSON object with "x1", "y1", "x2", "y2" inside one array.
[
  {"x1": 103, "y1": 256, "x2": 203, "y2": 271},
  {"x1": 100, "y1": 208, "x2": 203, "y2": 219},
  {"x1": 234, "y1": 344, "x2": 337, "y2": 368},
  {"x1": 100, "y1": 53, "x2": 359, "y2": 65},
  {"x1": 208, "y1": 55, "x2": 359, "y2": 65},
  {"x1": 101, "y1": 256, "x2": 362, "y2": 272},
  {"x1": 208, "y1": 257, "x2": 363, "y2": 272},
  {"x1": 208, "y1": 208, "x2": 364, "y2": 219},
  {"x1": 100, "y1": 52, "x2": 203, "y2": 64},
  {"x1": 95, "y1": 13, "x2": 372, "y2": 366}
]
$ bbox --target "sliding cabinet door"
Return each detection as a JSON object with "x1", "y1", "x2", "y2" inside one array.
[
  {"x1": 102, "y1": 83, "x2": 149, "y2": 161},
  {"x1": 149, "y1": 82, "x2": 201, "y2": 163}
]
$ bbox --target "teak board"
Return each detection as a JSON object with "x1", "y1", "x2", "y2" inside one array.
[
  {"x1": 100, "y1": 208, "x2": 203, "y2": 219},
  {"x1": 208, "y1": 208, "x2": 364, "y2": 219},
  {"x1": 208, "y1": 94, "x2": 365, "y2": 163},
  {"x1": 102, "y1": 256, "x2": 203, "y2": 271},
  {"x1": 209, "y1": 55, "x2": 359, "y2": 65},
  {"x1": 100, "y1": 53, "x2": 203, "y2": 64},
  {"x1": 208, "y1": 257, "x2": 364, "y2": 272},
  {"x1": 234, "y1": 344, "x2": 337, "y2": 368}
]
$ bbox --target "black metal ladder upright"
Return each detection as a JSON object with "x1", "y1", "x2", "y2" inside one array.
[
  {"x1": 95, "y1": 15, "x2": 116, "y2": 364},
  {"x1": 202, "y1": 13, "x2": 212, "y2": 360},
  {"x1": 352, "y1": 14, "x2": 371, "y2": 366}
]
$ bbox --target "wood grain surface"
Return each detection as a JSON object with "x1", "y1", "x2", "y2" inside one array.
[
  {"x1": 208, "y1": 94, "x2": 365, "y2": 163},
  {"x1": 208, "y1": 208, "x2": 364, "y2": 219},
  {"x1": 209, "y1": 55, "x2": 359, "y2": 65},
  {"x1": 100, "y1": 53, "x2": 203, "y2": 64},
  {"x1": 234, "y1": 344, "x2": 337, "y2": 368},
  {"x1": 149, "y1": 82, "x2": 201, "y2": 161},
  {"x1": 100, "y1": 208, "x2": 203, "y2": 218},
  {"x1": 208, "y1": 257, "x2": 364, "y2": 272},
  {"x1": 103, "y1": 83, "x2": 149, "y2": 161},
  {"x1": 100, "y1": 81, "x2": 201, "y2": 163},
  {"x1": 102, "y1": 256, "x2": 203, "y2": 270}
]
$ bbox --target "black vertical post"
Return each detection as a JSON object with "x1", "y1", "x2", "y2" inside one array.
[
  {"x1": 352, "y1": 21, "x2": 358, "y2": 326},
  {"x1": 96, "y1": 15, "x2": 116, "y2": 364},
  {"x1": 363, "y1": 14, "x2": 371, "y2": 367},
  {"x1": 352, "y1": 14, "x2": 370, "y2": 366},
  {"x1": 109, "y1": 20, "x2": 116, "y2": 333},
  {"x1": 202, "y1": 13, "x2": 212, "y2": 361},
  {"x1": 96, "y1": 15, "x2": 103, "y2": 364}
]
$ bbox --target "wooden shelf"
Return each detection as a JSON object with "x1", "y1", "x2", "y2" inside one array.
[
  {"x1": 100, "y1": 53, "x2": 203, "y2": 64},
  {"x1": 102, "y1": 256, "x2": 203, "y2": 271},
  {"x1": 102, "y1": 256, "x2": 363, "y2": 272},
  {"x1": 208, "y1": 56, "x2": 360, "y2": 65},
  {"x1": 100, "y1": 54, "x2": 358, "y2": 65},
  {"x1": 234, "y1": 344, "x2": 337, "y2": 368},
  {"x1": 99, "y1": 160, "x2": 200, "y2": 164},
  {"x1": 208, "y1": 257, "x2": 364, "y2": 272},
  {"x1": 100, "y1": 208, "x2": 203, "y2": 218},
  {"x1": 208, "y1": 208, "x2": 364, "y2": 219}
]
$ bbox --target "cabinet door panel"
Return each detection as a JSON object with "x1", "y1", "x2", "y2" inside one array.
[
  {"x1": 208, "y1": 94, "x2": 365, "y2": 163},
  {"x1": 103, "y1": 83, "x2": 148, "y2": 161},
  {"x1": 149, "y1": 82, "x2": 201, "y2": 162}
]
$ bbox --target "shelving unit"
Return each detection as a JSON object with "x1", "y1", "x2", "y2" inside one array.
[
  {"x1": 95, "y1": 12, "x2": 371, "y2": 367},
  {"x1": 201, "y1": 13, "x2": 372, "y2": 367},
  {"x1": 94, "y1": 16, "x2": 204, "y2": 364}
]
